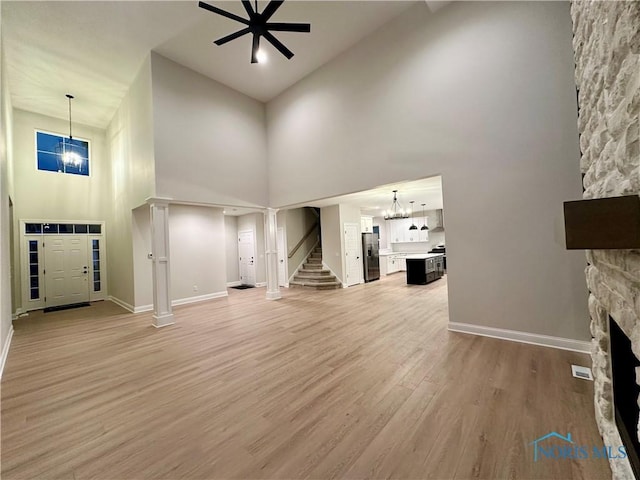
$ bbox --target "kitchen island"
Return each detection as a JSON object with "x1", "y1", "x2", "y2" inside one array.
[{"x1": 405, "y1": 253, "x2": 445, "y2": 285}]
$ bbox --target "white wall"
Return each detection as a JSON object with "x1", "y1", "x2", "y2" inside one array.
[
  {"x1": 267, "y1": 2, "x2": 589, "y2": 341},
  {"x1": 224, "y1": 215, "x2": 239, "y2": 285},
  {"x1": 106, "y1": 56, "x2": 156, "y2": 307},
  {"x1": 237, "y1": 212, "x2": 266, "y2": 285},
  {"x1": 0, "y1": 36, "x2": 15, "y2": 372},
  {"x1": 169, "y1": 204, "x2": 227, "y2": 302},
  {"x1": 150, "y1": 52, "x2": 268, "y2": 208},
  {"x1": 320, "y1": 205, "x2": 342, "y2": 284},
  {"x1": 10, "y1": 109, "x2": 108, "y2": 312},
  {"x1": 132, "y1": 205, "x2": 153, "y2": 309},
  {"x1": 320, "y1": 204, "x2": 364, "y2": 286}
]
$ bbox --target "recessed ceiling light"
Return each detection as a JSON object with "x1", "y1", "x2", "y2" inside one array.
[{"x1": 256, "y1": 49, "x2": 268, "y2": 64}]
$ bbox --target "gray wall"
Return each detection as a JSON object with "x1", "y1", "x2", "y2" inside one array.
[
  {"x1": 1, "y1": 33, "x2": 15, "y2": 367},
  {"x1": 151, "y1": 52, "x2": 268, "y2": 208},
  {"x1": 267, "y1": 2, "x2": 589, "y2": 340},
  {"x1": 169, "y1": 204, "x2": 227, "y2": 301},
  {"x1": 106, "y1": 56, "x2": 156, "y2": 307}
]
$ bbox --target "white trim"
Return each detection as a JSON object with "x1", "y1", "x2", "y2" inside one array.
[
  {"x1": 255, "y1": 282, "x2": 267, "y2": 288},
  {"x1": 135, "y1": 305, "x2": 153, "y2": 313},
  {"x1": 226, "y1": 281, "x2": 242, "y2": 287},
  {"x1": 152, "y1": 314, "x2": 174, "y2": 328},
  {"x1": 448, "y1": 322, "x2": 592, "y2": 354},
  {"x1": 172, "y1": 291, "x2": 228, "y2": 306},
  {"x1": 1, "y1": 325, "x2": 15, "y2": 379},
  {"x1": 108, "y1": 296, "x2": 135, "y2": 313}
]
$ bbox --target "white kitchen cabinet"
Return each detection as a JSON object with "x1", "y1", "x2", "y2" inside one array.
[
  {"x1": 398, "y1": 257, "x2": 407, "y2": 271},
  {"x1": 389, "y1": 220, "x2": 406, "y2": 243},
  {"x1": 419, "y1": 228, "x2": 429, "y2": 242},
  {"x1": 361, "y1": 216, "x2": 373, "y2": 233}
]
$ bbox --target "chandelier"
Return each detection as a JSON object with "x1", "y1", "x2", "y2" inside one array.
[{"x1": 383, "y1": 190, "x2": 410, "y2": 220}]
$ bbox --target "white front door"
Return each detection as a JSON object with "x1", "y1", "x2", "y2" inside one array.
[
  {"x1": 238, "y1": 230, "x2": 256, "y2": 286},
  {"x1": 344, "y1": 223, "x2": 361, "y2": 287},
  {"x1": 277, "y1": 227, "x2": 287, "y2": 287},
  {"x1": 44, "y1": 236, "x2": 90, "y2": 307}
]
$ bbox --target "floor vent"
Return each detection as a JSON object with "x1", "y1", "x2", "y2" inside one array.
[{"x1": 571, "y1": 365, "x2": 593, "y2": 381}]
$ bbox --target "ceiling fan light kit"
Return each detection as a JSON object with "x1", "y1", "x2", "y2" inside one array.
[{"x1": 198, "y1": 0, "x2": 311, "y2": 64}]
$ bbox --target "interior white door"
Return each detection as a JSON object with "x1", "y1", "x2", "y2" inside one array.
[
  {"x1": 276, "y1": 227, "x2": 286, "y2": 287},
  {"x1": 238, "y1": 230, "x2": 256, "y2": 286},
  {"x1": 344, "y1": 223, "x2": 361, "y2": 287},
  {"x1": 44, "y1": 236, "x2": 89, "y2": 307}
]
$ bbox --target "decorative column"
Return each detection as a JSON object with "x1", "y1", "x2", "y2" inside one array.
[
  {"x1": 264, "y1": 208, "x2": 281, "y2": 300},
  {"x1": 149, "y1": 199, "x2": 174, "y2": 327}
]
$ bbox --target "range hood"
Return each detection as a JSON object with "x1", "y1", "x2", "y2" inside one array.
[
  {"x1": 563, "y1": 196, "x2": 640, "y2": 249},
  {"x1": 430, "y1": 209, "x2": 445, "y2": 231}
]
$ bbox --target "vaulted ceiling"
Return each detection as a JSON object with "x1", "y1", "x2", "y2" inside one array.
[{"x1": 1, "y1": 1, "x2": 426, "y2": 129}]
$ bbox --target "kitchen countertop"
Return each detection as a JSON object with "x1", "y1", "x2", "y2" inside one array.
[
  {"x1": 379, "y1": 252, "x2": 443, "y2": 258},
  {"x1": 404, "y1": 253, "x2": 444, "y2": 260}
]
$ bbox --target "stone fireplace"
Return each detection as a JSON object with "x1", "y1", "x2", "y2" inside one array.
[{"x1": 571, "y1": 1, "x2": 639, "y2": 479}]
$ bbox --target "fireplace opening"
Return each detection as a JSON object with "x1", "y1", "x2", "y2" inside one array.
[{"x1": 610, "y1": 316, "x2": 640, "y2": 478}]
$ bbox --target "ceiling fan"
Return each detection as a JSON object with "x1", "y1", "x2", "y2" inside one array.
[{"x1": 198, "y1": 0, "x2": 311, "y2": 63}]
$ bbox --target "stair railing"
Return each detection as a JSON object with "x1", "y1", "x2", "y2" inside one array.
[{"x1": 288, "y1": 222, "x2": 319, "y2": 259}]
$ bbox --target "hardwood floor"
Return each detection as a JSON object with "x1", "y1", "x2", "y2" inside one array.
[{"x1": 1, "y1": 274, "x2": 611, "y2": 479}]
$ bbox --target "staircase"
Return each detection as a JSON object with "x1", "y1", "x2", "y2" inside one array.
[{"x1": 290, "y1": 247, "x2": 341, "y2": 290}]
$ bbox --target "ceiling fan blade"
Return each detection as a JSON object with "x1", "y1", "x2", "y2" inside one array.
[
  {"x1": 263, "y1": 31, "x2": 293, "y2": 59},
  {"x1": 240, "y1": 0, "x2": 256, "y2": 19},
  {"x1": 260, "y1": 1, "x2": 284, "y2": 21},
  {"x1": 214, "y1": 27, "x2": 251, "y2": 46},
  {"x1": 251, "y1": 33, "x2": 260, "y2": 64},
  {"x1": 198, "y1": 1, "x2": 249, "y2": 25},
  {"x1": 265, "y1": 22, "x2": 310, "y2": 33}
]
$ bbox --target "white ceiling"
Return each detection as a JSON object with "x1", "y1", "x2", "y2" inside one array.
[
  {"x1": 2, "y1": 0, "x2": 417, "y2": 129},
  {"x1": 290, "y1": 175, "x2": 443, "y2": 216}
]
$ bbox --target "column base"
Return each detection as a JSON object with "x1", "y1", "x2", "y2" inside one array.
[
  {"x1": 266, "y1": 290, "x2": 282, "y2": 301},
  {"x1": 152, "y1": 313, "x2": 175, "y2": 328}
]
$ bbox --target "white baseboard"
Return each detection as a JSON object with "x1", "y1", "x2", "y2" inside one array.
[
  {"x1": 172, "y1": 291, "x2": 228, "y2": 307},
  {"x1": 113, "y1": 291, "x2": 229, "y2": 314},
  {"x1": 108, "y1": 296, "x2": 136, "y2": 313},
  {"x1": 1, "y1": 325, "x2": 15, "y2": 379},
  {"x1": 226, "y1": 280, "x2": 242, "y2": 287},
  {"x1": 255, "y1": 282, "x2": 267, "y2": 288},
  {"x1": 448, "y1": 322, "x2": 592, "y2": 354}
]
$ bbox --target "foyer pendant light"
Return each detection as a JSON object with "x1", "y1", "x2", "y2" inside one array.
[
  {"x1": 409, "y1": 201, "x2": 418, "y2": 230},
  {"x1": 421, "y1": 203, "x2": 429, "y2": 231},
  {"x1": 60, "y1": 94, "x2": 81, "y2": 168},
  {"x1": 383, "y1": 190, "x2": 409, "y2": 220}
]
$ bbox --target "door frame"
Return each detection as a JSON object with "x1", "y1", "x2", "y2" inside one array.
[
  {"x1": 238, "y1": 228, "x2": 257, "y2": 287},
  {"x1": 276, "y1": 227, "x2": 288, "y2": 288},
  {"x1": 19, "y1": 219, "x2": 107, "y2": 313},
  {"x1": 343, "y1": 222, "x2": 363, "y2": 287}
]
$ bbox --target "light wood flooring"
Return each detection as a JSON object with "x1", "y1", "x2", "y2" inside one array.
[{"x1": 1, "y1": 274, "x2": 611, "y2": 479}]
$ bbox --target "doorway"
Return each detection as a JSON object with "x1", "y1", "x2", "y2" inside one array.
[
  {"x1": 344, "y1": 223, "x2": 361, "y2": 287},
  {"x1": 20, "y1": 221, "x2": 106, "y2": 312},
  {"x1": 43, "y1": 236, "x2": 90, "y2": 307},
  {"x1": 238, "y1": 229, "x2": 256, "y2": 286}
]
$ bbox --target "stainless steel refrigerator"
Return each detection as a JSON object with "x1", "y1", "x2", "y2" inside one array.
[{"x1": 362, "y1": 233, "x2": 380, "y2": 282}]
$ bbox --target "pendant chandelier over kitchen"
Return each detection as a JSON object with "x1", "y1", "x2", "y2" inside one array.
[
  {"x1": 409, "y1": 201, "x2": 418, "y2": 230},
  {"x1": 421, "y1": 203, "x2": 429, "y2": 231},
  {"x1": 383, "y1": 190, "x2": 410, "y2": 220}
]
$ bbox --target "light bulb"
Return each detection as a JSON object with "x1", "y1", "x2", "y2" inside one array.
[{"x1": 256, "y1": 49, "x2": 267, "y2": 63}]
